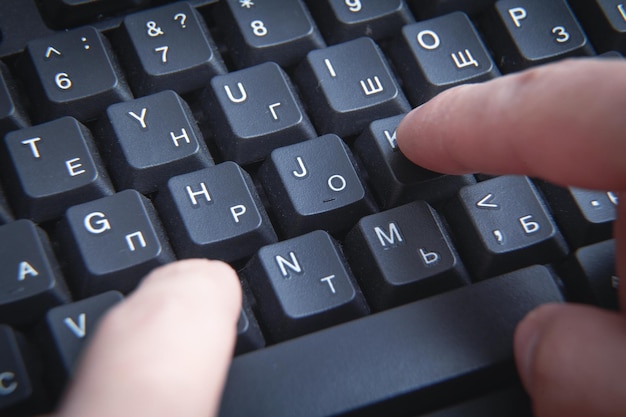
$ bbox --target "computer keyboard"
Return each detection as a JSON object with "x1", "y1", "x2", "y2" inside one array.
[{"x1": 0, "y1": 0, "x2": 620, "y2": 416}]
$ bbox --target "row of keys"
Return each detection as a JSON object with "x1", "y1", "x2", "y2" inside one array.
[{"x1": 1, "y1": 0, "x2": 607, "y2": 131}]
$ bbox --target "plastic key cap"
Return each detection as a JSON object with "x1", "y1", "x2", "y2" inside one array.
[
  {"x1": 203, "y1": 62, "x2": 316, "y2": 165},
  {"x1": 117, "y1": 2, "x2": 226, "y2": 96},
  {"x1": 408, "y1": 0, "x2": 497, "y2": 18},
  {"x1": 259, "y1": 134, "x2": 376, "y2": 237},
  {"x1": 483, "y1": 0, "x2": 594, "y2": 72},
  {"x1": 0, "y1": 62, "x2": 29, "y2": 136},
  {"x1": 1, "y1": 117, "x2": 114, "y2": 223},
  {"x1": 446, "y1": 176, "x2": 568, "y2": 279},
  {"x1": 235, "y1": 292, "x2": 265, "y2": 355},
  {"x1": 58, "y1": 189, "x2": 175, "y2": 297},
  {"x1": 353, "y1": 114, "x2": 476, "y2": 208},
  {"x1": 42, "y1": 0, "x2": 149, "y2": 28},
  {"x1": 538, "y1": 184, "x2": 617, "y2": 248},
  {"x1": 0, "y1": 325, "x2": 49, "y2": 416},
  {"x1": 217, "y1": 0, "x2": 325, "y2": 68},
  {"x1": 295, "y1": 37, "x2": 410, "y2": 137},
  {"x1": 155, "y1": 162, "x2": 277, "y2": 262},
  {"x1": 243, "y1": 230, "x2": 369, "y2": 342},
  {"x1": 219, "y1": 265, "x2": 564, "y2": 417},
  {"x1": 0, "y1": 220, "x2": 70, "y2": 327},
  {"x1": 345, "y1": 201, "x2": 469, "y2": 311},
  {"x1": 306, "y1": 0, "x2": 415, "y2": 43},
  {"x1": 43, "y1": 291, "x2": 123, "y2": 390},
  {"x1": 390, "y1": 11, "x2": 500, "y2": 105},
  {"x1": 569, "y1": 0, "x2": 626, "y2": 54},
  {"x1": 21, "y1": 26, "x2": 132, "y2": 122},
  {"x1": 98, "y1": 90, "x2": 214, "y2": 194}
]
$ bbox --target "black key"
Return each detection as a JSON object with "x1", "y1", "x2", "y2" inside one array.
[
  {"x1": 483, "y1": 0, "x2": 594, "y2": 72},
  {"x1": 116, "y1": 2, "x2": 226, "y2": 96},
  {"x1": 0, "y1": 186, "x2": 14, "y2": 225},
  {"x1": 0, "y1": 0, "x2": 55, "y2": 59},
  {"x1": 235, "y1": 292, "x2": 265, "y2": 355},
  {"x1": 21, "y1": 26, "x2": 132, "y2": 122},
  {"x1": 58, "y1": 189, "x2": 175, "y2": 297},
  {"x1": 219, "y1": 265, "x2": 564, "y2": 417},
  {"x1": 569, "y1": 0, "x2": 626, "y2": 54},
  {"x1": 155, "y1": 162, "x2": 277, "y2": 262},
  {"x1": 353, "y1": 115, "x2": 476, "y2": 208},
  {"x1": 295, "y1": 37, "x2": 410, "y2": 137},
  {"x1": 99, "y1": 90, "x2": 213, "y2": 194},
  {"x1": 243, "y1": 230, "x2": 369, "y2": 342},
  {"x1": 43, "y1": 291, "x2": 123, "y2": 389},
  {"x1": 0, "y1": 220, "x2": 70, "y2": 327},
  {"x1": 0, "y1": 325, "x2": 48, "y2": 416},
  {"x1": 203, "y1": 62, "x2": 316, "y2": 165},
  {"x1": 259, "y1": 134, "x2": 376, "y2": 237},
  {"x1": 1, "y1": 117, "x2": 114, "y2": 223},
  {"x1": 390, "y1": 12, "x2": 500, "y2": 105},
  {"x1": 216, "y1": 0, "x2": 325, "y2": 68},
  {"x1": 558, "y1": 239, "x2": 618, "y2": 310},
  {"x1": 306, "y1": 0, "x2": 415, "y2": 43},
  {"x1": 539, "y1": 183, "x2": 617, "y2": 248},
  {"x1": 0, "y1": 62, "x2": 29, "y2": 136},
  {"x1": 408, "y1": 0, "x2": 496, "y2": 18},
  {"x1": 42, "y1": 0, "x2": 149, "y2": 28},
  {"x1": 446, "y1": 176, "x2": 568, "y2": 279},
  {"x1": 345, "y1": 201, "x2": 469, "y2": 311}
]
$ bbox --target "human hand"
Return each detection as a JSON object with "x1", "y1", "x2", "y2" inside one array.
[
  {"x1": 397, "y1": 58, "x2": 626, "y2": 417},
  {"x1": 45, "y1": 259, "x2": 241, "y2": 417}
]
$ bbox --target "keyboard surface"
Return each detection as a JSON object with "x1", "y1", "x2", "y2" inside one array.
[{"x1": 0, "y1": 0, "x2": 620, "y2": 416}]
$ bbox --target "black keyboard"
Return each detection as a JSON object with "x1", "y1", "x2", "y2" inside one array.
[{"x1": 0, "y1": 1, "x2": 620, "y2": 416}]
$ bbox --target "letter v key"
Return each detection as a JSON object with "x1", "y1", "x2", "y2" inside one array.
[
  {"x1": 476, "y1": 193, "x2": 499, "y2": 209},
  {"x1": 64, "y1": 313, "x2": 87, "y2": 338}
]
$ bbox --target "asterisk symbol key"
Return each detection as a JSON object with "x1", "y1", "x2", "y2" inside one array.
[{"x1": 240, "y1": 0, "x2": 255, "y2": 8}]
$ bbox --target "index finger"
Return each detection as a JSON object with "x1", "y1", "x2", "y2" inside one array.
[{"x1": 396, "y1": 59, "x2": 626, "y2": 191}]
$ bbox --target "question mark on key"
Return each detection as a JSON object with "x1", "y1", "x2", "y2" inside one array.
[{"x1": 174, "y1": 13, "x2": 187, "y2": 29}]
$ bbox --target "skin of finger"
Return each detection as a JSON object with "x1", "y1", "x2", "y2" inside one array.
[
  {"x1": 56, "y1": 259, "x2": 242, "y2": 417},
  {"x1": 617, "y1": 196, "x2": 626, "y2": 310},
  {"x1": 514, "y1": 303, "x2": 626, "y2": 417},
  {"x1": 396, "y1": 59, "x2": 626, "y2": 191}
]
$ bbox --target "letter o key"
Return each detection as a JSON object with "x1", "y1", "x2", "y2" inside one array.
[
  {"x1": 328, "y1": 175, "x2": 347, "y2": 192},
  {"x1": 417, "y1": 30, "x2": 441, "y2": 50}
]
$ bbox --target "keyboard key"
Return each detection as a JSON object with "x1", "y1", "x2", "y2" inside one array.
[
  {"x1": 155, "y1": 162, "x2": 277, "y2": 262},
  {"x1": 21, "y1": 26, "x2": 132, "y2": 122},
  {"x1": 345, "y1": 201, "x2": 469, "y2": 310},
  {"x1": 216, "y1": 0, "x2": 325, "y2": 68},
  {"x1": 235, "y1": 292, "x2": 265, "y2": 355},
  {"x1": 2, "y1": 117, "x2": 114, "y2": 223},
  {"x1": 558, "y1": 239, "x2": 618, "y2": 310},
  {"x1": 219, "y1": 265, "x2": 564, "y2": 417},
  {"x1": 99, "y1": 90, "x2": 213, "y2": 194},
  {"x1": 446, "y1": 176, "x2": 568, "y2": 279},
  {"x1": 0, "y1": 325, "x2": 48, "y2": 416},
  {"x1": 306, "y1": 0, "x2": 415, "y2": 43},
  {"x1": 483, "y1": 0, "x2": 594, "y2": 72},
  {"x1": 58, "y1": 189, "x2": 175, "y2": 297},
  {"x1": 243, "y1": 230, "x2": 369, "y2": 342},
  {"x1": 0, "y1": 62, "x2": 29, "y2": 136},
  {"x1": 295, "y1": 37, "x2": 410, "y2": 137},
  {"x1": 42, "y1": 0, "x2": 149, "y2": 28},
  {"x1": 259, "y1": 134, "x2": 376, "y2": 237},
  {"x1": 203, "y1": 62, "x2": 316, "y2": 165},
  {"x1": 354, "y1": 115, "x2": 476, "y2": 209},
  {"x1": 422, "y1": 385, "x2": 532, "y2": 417},
  {"x1": 569, "y1": 0, "x2": 626, "y2": 54},
  {"x1": 408, "y1": 0, "x2": 497, "y2": 18},
  {"x1": 390, "y1": 11, "x2": 500, "y2": 105},
  {"x1": 0, "y1": 220, "x2": 70, "y2": 327},
  {"x1": 539, "y1": 183, "x2": 617, "y2": 248},
  {"x1": 116, "y1": 2, "x2": 226, "y2": 96},
  {"x1": 43, "y1": 291, "x2": 123, "y2": 390}
]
